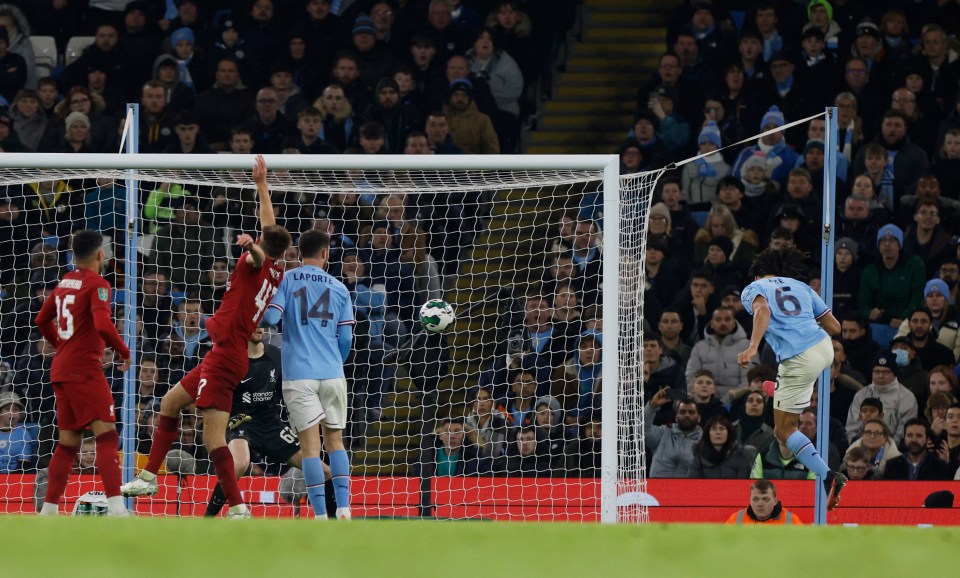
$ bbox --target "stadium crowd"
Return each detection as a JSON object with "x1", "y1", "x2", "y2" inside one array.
[{"x1": 1, "y1": 0, "x2": 960, "y2": 488}]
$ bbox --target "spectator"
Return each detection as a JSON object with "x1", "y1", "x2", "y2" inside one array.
[
  {"x1": 284, "y1": 106, "x2": 339, "y2": 154},
  {"x1": 650, "y1": 196, "x2": 694, "y2": 279},
  {"x1": 443, "y1": 78, "x2": 499, "y2": 154},
  {"x1": 532, "y1": 395, "x2": 567, "y2": 467},
  {"x1": 240, "y1": 86, "x2": 295, "y2": 154},
  {"x1": 463, "y1": 387, "x2": 508, "y2": 459},
  {"x1": 359, "y1": 220, "x2": 416, "y2": 322},
  {"x1": 313, "y1": 84, "x2": 357, "y2": 153},
  {"x1": 715, "y1": 176, "x2": 762, "y2": 239},
  {"x1": 466, "y1": 27, "x2": 522, "y2": 151},
  {"x1": 0, "y1": 391, "x2": 36, "y2": 473},
  {"x1": 630, "y1": 109, "x2": 672, "y2": 170},
  {"x1": 840, "y1": 311, "x2": 882, "y2": 378},
  {"x1": 164, "y1": 110, "x2": 213, "y2": 154},
  {"x1": 563, "y1": 412, "x2": 601, "y2": 478},
  {"x1": 151, "y1": 54, "x2": 197, "y2": 113},
  {"x1": 56, "y1": 109, "x2": 95, "y2": 154},
  {"x1": 59, "y1": 23, "x2": 134, "y2": 100},
  {"x1": 845, "y1": 350, "x2": 918, "y2": 444},
  {"x1": 9, "y1": 89, "x2": 46, "y2": 152},
  {"x1": 496, "y1": 426, "x2": 551, "y2": 477},
  {"x1": 688, "y1": 414, "x2": 756, "y2": 479},
  {"x1": 269, "y1": 61, "x2": 305, "y2": 117},
  {"x1": 882, "y1": 418, "x2": 954, "y2": 480},
  {"x1": 833, "y1": 238, "x2": 861, "y2": 321},
  {"x1": 725, "y1": 479, "x2": 803, "y2": 525},
  {"x1": 888, "y1": 335, "x2": 932, "y2": 401},
  {"x1": 681, "y1": 122, "x2": 729, "y2": 206},
  {"x1": 837, "y1": 194, "x2": 881, "y2": 266},
  {"x1": 844, "y1": 419, "x2": 900, "y2": 478},
  {"x1": 670, "y1": 269, "x2": 719, "y2": 345},
  {"x1": 900, "y1": 307, "x2": 956, "y2": 370},
  {"x1": 424, "y1": 110, "x2": 463, "y2": 154},
  {"x1": 912, "y1": 25, "x2": 958, "y2": 109},
  {"x1": 733, "y1": 390, "x2": 775, "y2": 452},
  {"x1": 644, "y1": 332, "x2": 686, "y2": 396},
  {"x1": 417, "y1": 418, "x2": 489, "y2": 476},
  {"x1": 206, "y1": 17, "x2": 255, "y2": 90},
  {"x1": 644, "y1": 390, "x2": 702, "y2": 477},
  {"x1": 638, "y1": 52, "x2": 702, "y2": 134},
  {"x1": 194, "y1": 57, "x2": 254, "y2": 151},
  {"x1": 685, "y1": 369, "x2": 725, "y2": 423},
  {"x1": 937, "y1": 404, "x2": 960, "y2": 476},
  {"x1": 859, "y1": 224, "x2": 926, "y2": 347},
  {"x1": 700, "y1": 235, "x2": 745, "y2": 291},
  {"x1": 926, "y1": 391, "x2": 956, "y2": 439},
  {"x1": 841, "y1": 446, "x2": 877, "y2": 480},
  {"x1": 137, "y1": 356, "x2": 162, "y2": 401},
  {"x1": 932, "y1": 129, "x2": 960, "y2": 198},
  {"x1": 568, "y1": 330, "x2": 601, "y2": 420},
  {"x1": 731, "y1": 105, "x2": 800, "y2": 190},
  {"x1": 362, "y1": 77, "x2": 420, "y2": 154},
  {"x1": 686, "y1": 306, "x2": 751, "y2": 396},
  {"x1": 658, "y1": 309, "x2": 691, "y2": 365},
  {"x1": 355, "y1": 120, "x2": 388, "y2": 154},
  {"x1": 903, "y1": 200, "x2": 955, "y2": 279},
  {"x1": 149, "y1": 196, "x2": 224, "y2": 291}
]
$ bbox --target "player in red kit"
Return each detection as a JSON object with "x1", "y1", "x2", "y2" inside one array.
[
  {"x1": 34, "y1": 229, "x2": 132, "y2": 516},
  {"x1": 122, "y1": 156, "x2": 292, "y2": 518}
]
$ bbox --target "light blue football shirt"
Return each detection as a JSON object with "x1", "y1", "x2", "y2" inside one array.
[
  {"x1": 741, "y1": 276, "x2": 830, "y2": 362},
  {"x1": 267, "y1": 264, "x2": 355, "y2": 380}
]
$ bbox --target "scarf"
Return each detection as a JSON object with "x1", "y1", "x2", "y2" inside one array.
[
  {"x1": 880, "y1": 150, "x2": 897, "y2": 209},
  {"x1": 763, "y1": 31, "x2": 783, "y2": 62},
  {"x1": 177, "y1": 55, "x2": 195, "y2": 90},
  {"x1": 838, "y1": 120, "x2": 854, "y2": 161},
  {"x1": 775, "y1": 75, "x2": 794, "y2": 97}
]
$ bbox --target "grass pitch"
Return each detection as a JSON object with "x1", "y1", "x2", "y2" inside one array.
[{"x1": 4, "y1": 516, "x2": 956, "y2": 577}]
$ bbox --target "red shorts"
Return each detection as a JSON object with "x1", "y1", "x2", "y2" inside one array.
[
  {"x1": 53, "y1": 378, "x2": 116, "y2": 431},
  {"x1": 180, "y1": 344, "x2": 249, "y2": 413}
]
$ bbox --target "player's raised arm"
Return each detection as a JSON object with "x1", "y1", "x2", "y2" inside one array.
[{"x1": 252, "y1": 154, "x2": 276, "y2": 229}]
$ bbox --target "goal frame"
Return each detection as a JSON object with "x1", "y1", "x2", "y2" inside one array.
[{"x1": 0, "y1": 105, "x2": 628, "y2": 523}]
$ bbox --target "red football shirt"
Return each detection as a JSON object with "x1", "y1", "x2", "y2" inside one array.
[
  {"x1": 205, "y1": 253, "x2": 283, "y2": 349},
  {"x1": 34, "y1": 268, "x2": 129, "y2": 382}
]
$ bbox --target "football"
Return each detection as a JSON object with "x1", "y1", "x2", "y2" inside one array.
[{"x1": 419, "y1": 299, "x2": 456, "y2": 333}]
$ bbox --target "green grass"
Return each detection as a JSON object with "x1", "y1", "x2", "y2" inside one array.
[{"x1": 4, "y1": 517, "x2": 957, "y2": 577}]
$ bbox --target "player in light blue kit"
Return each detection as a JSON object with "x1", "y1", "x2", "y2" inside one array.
[
  {"x1": 737, "y1": 246, "x2": 847, "y2": 509},
  {"x1": 261, "y1": 229, "x2": 355, "y2": 520}
]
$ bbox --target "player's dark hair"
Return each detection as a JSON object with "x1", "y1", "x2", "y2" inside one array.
[
  {"x1": 747, "y1": 364, "x2": 776, "y2": 383},
  {"x1": 769, "y1": 226, "x2": 794, "y2": 240},
  {"x1": 262, "y1": 224, "x2": 293, "y2": 259},
  {"x1": 748, "y1": 246, "x2": 810, "y2": 280},
  {"x1": 751, "y1": 479, "x2": 777, "y2": 495},
  {"x1": 298, "y1": 228, "x2": 330, "y2": 259},
  {"x1": 71, "y1": 229, "x2": 103, "y2": 260}
]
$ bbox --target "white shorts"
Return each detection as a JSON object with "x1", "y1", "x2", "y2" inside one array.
[
  {"x1": 774, "y1": 336, "x2": 834, "y2": 414},
  {"x1": 282, "y1": 378, "x2": 348, "y2": 432}
]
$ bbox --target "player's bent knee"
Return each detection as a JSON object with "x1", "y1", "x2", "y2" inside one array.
[{"x1": 160, "y1": 384, "x2": 192, "y2": 416}]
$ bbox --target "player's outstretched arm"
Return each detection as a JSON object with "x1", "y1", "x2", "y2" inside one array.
[
  {"x1": 239, "y1": 233, "x2": 266, "y2": 268},
  {"x1": 252, "y1": 154, "x2": 277, "y2": 229},
  {"x1": 738, "y1": 295, "x2": 769, "y2": 368}
]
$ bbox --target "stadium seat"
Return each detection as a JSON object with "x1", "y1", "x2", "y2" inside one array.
[
  {"x1": 30, "y1": 36, "x2": 58, "y2": 78},
  {"x1": 64, "y1": 36, "x2": 94, "y2": 67}
]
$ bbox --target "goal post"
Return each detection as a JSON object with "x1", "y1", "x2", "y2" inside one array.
[{"x1": 0, "y1": 141, "x2": 666, "y2": 521}]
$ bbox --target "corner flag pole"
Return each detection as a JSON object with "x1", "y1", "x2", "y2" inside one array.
[{"x1": 815, "y1": 107, "x2": 839, "y2": 525}]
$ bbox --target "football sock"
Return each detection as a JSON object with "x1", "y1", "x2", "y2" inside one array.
[
  {"x1": 205, "y1": 483, "x2": 227, "y2": 517},
  {"x1": 106, "y1": 496, "x2": 126, "y2": 515},
  {"x1": 302, "y1": 457, "x2": 327, "y2": 518},
  {"x1": 45, "y1": 443, "x2": 80, "y2": 505},
  {"x1": 95, "y1": 430, "x2": 122, "y2": 498},
  {"x1": 210, "y1": 447, "x2": 243, "y2": 507},
  {"x1": 329, "y1": 449, "x2": 350, "y2": 509},
  {"x1": 145, "y1": 414, "x2": 179, "y2": 475},
  {"x1": 785, "y1": 430, "x2": 830, "y2": 479}
]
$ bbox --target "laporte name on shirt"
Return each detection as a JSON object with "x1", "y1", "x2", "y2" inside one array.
[{"x1": 288, "y1": 270, "x2": 334, "y2": 284}]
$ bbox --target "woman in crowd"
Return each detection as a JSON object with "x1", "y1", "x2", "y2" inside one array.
[{"x1": 688, "y1": 415, "x2": 757, "y2": 478}]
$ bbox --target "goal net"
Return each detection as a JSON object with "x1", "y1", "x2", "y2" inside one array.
[{"x1": 0, "y1": 153, "x2": 657, "y2": 522}]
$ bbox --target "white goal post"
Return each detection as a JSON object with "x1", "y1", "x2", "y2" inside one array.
[{"x1": 0, "y1": 142, "x2": 658, "y2": 523}]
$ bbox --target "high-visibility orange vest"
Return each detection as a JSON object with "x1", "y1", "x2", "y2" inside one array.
[{"x1": 725, "y1": 508, "x2": 803, "y2": 525}]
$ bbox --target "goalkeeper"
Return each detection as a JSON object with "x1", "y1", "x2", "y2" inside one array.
[{"x1": 205, "y1": 327, "x2": 333, "y2": 517}]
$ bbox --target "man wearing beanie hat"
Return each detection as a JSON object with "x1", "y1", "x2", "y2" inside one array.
[
  {"x1": 646, "y1": 84, "x2": 690, "y2": 154},
  {"x1": 731, "y1": 105, "x2": 799, "y2": 189},
  {"x1": 351, "y1": 14, "x2": 398, "y2": 99},
  {"x1": 443, "y1": 77, "x2": 499, "y2": 154},
  {"x1": 364, "y1": 76, "x2": 419, "y2": 153},
  {"x1": 845, "y1": 349, "x2": 919, "y2": 445},
  {"x1": 737, "y1": 244, "x2": 846, "y2": 508},
  {"x1": 860, "y1": 222, "x2": 926, "y2": 347},
  {"x1": 894, "y1": 278, "x2": 960, "y2": 363},
  {"x1": 831, "y1": 236, "x2": 862, "y2": 320},
  {"x1": 681, "y1": 120, "x2": 731, "y2": 206},
  {"x1": 631, "y1": 108, "x2": 673, "y2": 170},
  {"x1": 703, "y1": 235, "x2": 744, "y2": 290}
]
